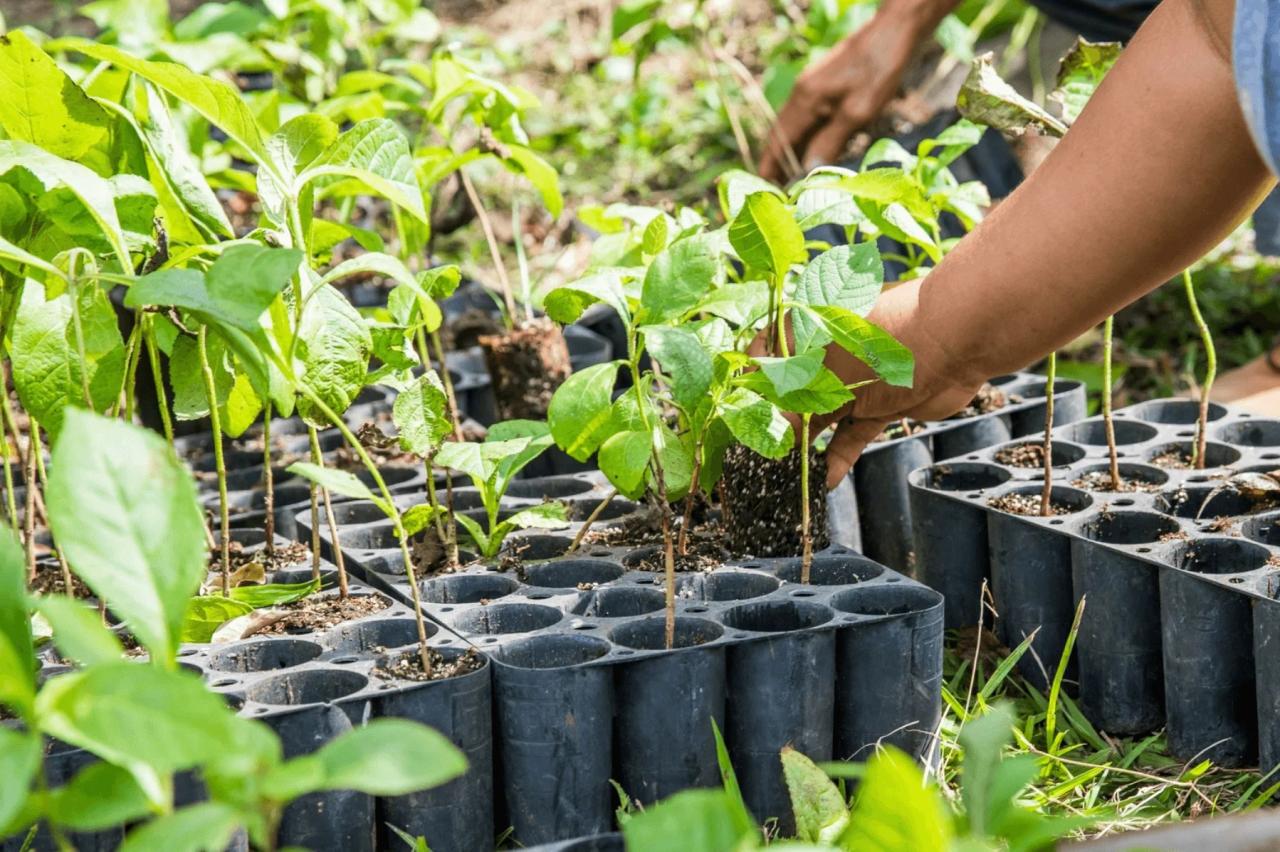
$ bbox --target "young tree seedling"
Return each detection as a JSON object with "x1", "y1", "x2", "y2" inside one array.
[
  {"x1": 1102, "y1": 316, "x2": 1121, "y2": 489},
  {"x1": 1184, "y1": 268, "x2": 1216, "y2": 469}
]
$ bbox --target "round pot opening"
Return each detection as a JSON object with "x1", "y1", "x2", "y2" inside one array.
[
  {"x1": 681, "y1": 570, "x2": 781, "y2": 602},
  {"x1": 1080, "y1": 511, "x2": 1181, "y2": 544},
  {"x1": 498, "y1": 633, "x2": 611, "y2": 669},
  {"x1": 452, "y1": 602, "x2": 563, "y2": 635},
  {"x1": 611, "y1": 616, "x2": 724, "y2": 650},
  {"x1": 721, "y1": 599, "x2": 833, "y2": 633},
  {"x1": 246, "y1": 668, "x2": 368, "y2": 706},
  {"x1": 522, "y1": 559, "x2": 625, "y2": 589},
  {"x1": 1172, "y1": 538, "x2": 1271, "y2": 575},
  {"x1": 832, "y1": 583, "x2": 942, "y2": 617},
  {"x1": 921, "y1": 462, "x2": 1011, "y2": 492},
  {"x1": 208, "y1": 639, "x2": 322, "y2": 673},
  {"x1": 1129, "y1": 399, "x2": 1228, "y2": 425},
  {"x1": 775, "y1": 555, "x2": 884, "y2": 585},
  {"x1": 423, "y1": 572, "x2": 520, "y2": 604},
  {"x1": 576, "y1": 586, "x2": 665, "y2": 618},
  {"x1": 324, "y1": 617, "x2": 426, "y2": 653},
  {"x1": 1061, "y1": 419, "x2": 1158, "y2": 446}
]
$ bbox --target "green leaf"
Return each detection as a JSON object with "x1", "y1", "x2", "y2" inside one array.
[
  {"x1": 547, "y1": 361, "x2": 622, "y2": 462},
  {"x1": 0, "y1": 30, "x2": 112, "y2": 160},
  {"x1": 393, "y1": 370, "x2": 452, "y2": 456},
  {"x1": 33, "y1": 596, "x2": 125, "y2": 665},
  {"x1": 452, "y1": 513, "x2": 490, "y2": 556},
  {"x1": 37, "y1": 664, "x2": 262, "y2": 802},
  {"x1": 120, "y1": 802, "x2": 242, "y2": 852},
  {"x1": 544, "y1": 272, "x2": 631, "y2": 327},
  {"x1": 839, "y1": 747, "x2": 952, "y2": 851},
  {"x1": 168, "y1": 332, "x2": 263, "y2": 438},
  {"x1": 181, "y1": 596, "x2": 256, "y2": 643},
  {"x1": 0, "y1": 728, "x2": 39, "y2": 830},
  {"x1": 720, "y1": 389, "x2": 793, "y2": 460},
  {"x1": 505, "y1": 144, "x2": 563, "y2": 218},
  {"x1": 296, "y1": 285, "x2": 373, "y2": 428},
  {"x1": 728, "y1": 192, "x2": 806, "y2": 276},
  {"x1": 45, "y1": 410, "x2": 207, "y2": 665},
  {"x1": 710, "y1": 718, "x2": 754, "y2": 834},
  {"x1": 738, "y1": 365, "x2": 853, "y2": 416},
  {"x1": 49, "y1": 762, "x2": 154, "y2": 832},
  {"x1": 486, "y1": 420, "x2": 554, "y2": 483},
  {"x1": 227, "y1": 579, "x2": 320, "y2": 608},
  {"x1": 958, "y1": 703, "x2": 1017, "y2": 836},
  {"x1": 598, "y1": 429, "x2": 652, "y2": 499},
  {"x1": 1051, "y1": 38, "x2": 1122, "y2": 124},
  {"x1": 641, "y1": 213, "x2": 669, "y2": 256},
  {"x1": 402, "y1": 504, "x2": 444, "y2": 538},
  {"x1": 793, "y1": 244, "x2": 884, "y2": 351},
  {"x1": 57, "y1": 39, "x2": 276, "y2": 173},
  {"x1": 299, "y1": 118, "x2": 427, "y2": 223},
  {"x1": 287, "y1": 462, "x2": 388, "y2": 514},
  {"x1": 837, "y1": 169, "x2": 933, "y2": 224},
  {"x1": 641, "y1": 325, "x2": 712, "y2": 411},
  {"x1": 640, "y1": 237, "x2": 716, "y2": 322},
  {"x1": 802, "y1": 305, "x2": 915, "y2": 388},
  {"x1": 0, "y1": 526, "x2": 35, "y2": 719},
  {"x1": 782, "y1": 747, "x2": 850, "y2": 843},
  {"x1": 265, "y1": 719, "x2": 466, "y2": 798},
  {"x1": 622, "y1": 789, "x2": 756, "y2": 852},
  {"x1": 956, "y1": 52, "x2": 1067, "y2": 138},
  {"x1": 754, "y1": 350, "x2": 825, "y2": 397},
  {"x1": 697, "y1": 281, "x2": 771, "y2": 328},
  {"x1": 717, "y1": 168, "x2": 785, "y2": 219},
  {"x1": 0, "y1": 140, "x2": 130, "y2": 268},
  {"x1": 503, "y1": 501, "x2": 569, "y2": 531}
]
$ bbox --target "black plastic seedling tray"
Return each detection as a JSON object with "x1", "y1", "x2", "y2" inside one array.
[
  {"x1": 909, "y1": 398, "x2": 1280, "y2": 770},
  {"x1": 851, "y1": 371, "x2": 1086, "y2": 573},
  {"x1": 296, "y1": 476, "x2": 940, "y2": 847}
]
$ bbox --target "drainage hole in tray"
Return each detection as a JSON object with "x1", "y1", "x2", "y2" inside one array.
[
  {"x1": 332, "y1": 656, "x2": 358, "y2": 665},
  {"x1": 212, "y1": 679, "x2": 237, "y2": 687}
]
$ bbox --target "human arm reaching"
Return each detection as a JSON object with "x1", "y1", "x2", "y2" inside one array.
[{"x1": 814, "y1": 0, "x2": 1278, "y2": 487}]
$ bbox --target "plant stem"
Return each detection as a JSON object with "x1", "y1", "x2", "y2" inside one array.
[
  {"x1": 569, "y1": 489, "x2": 618, "y2": 553},
  {"x1": 655, "y1": 454, "x2": 676, "y2": 651},
  {"x1": 30, "y1": 427, "x2": 73, "y2": 595},
  {"x1": 308, "y1": 481, "x2": 321, "y2": 581},
  {"x1": 459, "y1": 170, "x2": 518, "y2": 329},
  {"x1": 678, "y1": 440, "x2": 703, "y2": 557},
  {"x1": 67, "y1": 280, "x2": 94, "y2": 410},
  {"x1": 309, "y1": 427, "x2": 348, "y2": 598},
  {"x1": 1040, "y1": 353, "x2": 1057, "y2": 517},
  {"x1": 0, "y1": 381, "x2": 19, "y2": 533},
  {"x1": 443, "y1": 471, "x2": 459, "y2": 566},
  {"x1": 424, "y1": 450, "x2": 450, "y2": 563},
  {"x1": 1183, "y1": 269, "x2": 1216, "y2": 469},
  {"x1": 143, "y1": 319, "x2": 174, "y2": 444},
  {"x1": 1102, "y1": 316, "x2": 1121, "y2": 490},
  {"x1": 22, "y1": 416, "x2": 38, "y2": 583},
  {"x1": 1, "y1": 430, "x2": 15, "y2": 534},
  {"x1": 425, "y1": 328, "x2": 465, "y2": 441},
  {"x1": 262, "y1": 402, "x2": 275, "y2": 557},
  {"x1": 301, "y1": 388, "x2": 433, "y2": 675},
  {"x1": 197, "y1": 326, "x2": 231, "y2": 593},
  {"x1": 113, "y1": 314, "x2": 143, "y2": 420},
  {"x1": 800, "y1": 414, "x2": 813, "y2": 584}
]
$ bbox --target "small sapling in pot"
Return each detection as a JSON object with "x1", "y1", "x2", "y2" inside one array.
[{"x1": 1183, "y1": 268, "x2": 1216, "y2": 469}]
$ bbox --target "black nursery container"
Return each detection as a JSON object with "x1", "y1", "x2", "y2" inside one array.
[
  {"x1": 298, "y1": 475, "x2": 944, "y2": 845},
  {"x1": 909, "y1": 398, "x2": 1280, "y2": 766},
  {"x1": 853, "y1": 372, "x2": 1086, "y2": 574}
]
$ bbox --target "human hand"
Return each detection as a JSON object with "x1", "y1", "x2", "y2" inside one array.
[{"x1": 759, "y1": 15, "x2": 921, "y2": 184}]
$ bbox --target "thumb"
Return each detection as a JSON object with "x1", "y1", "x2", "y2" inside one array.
[{"x1": 824, "y1": 417, "x2": 888, "y2": 489}]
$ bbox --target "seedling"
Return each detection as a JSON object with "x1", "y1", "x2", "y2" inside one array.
[
  {"x1": 1184, "y1": 268, "x2": 1217, "y2": 469},
  {"x1": 1102, "y1": 316, "x2": 1122, "y2": 489},
  {"x1": 1040, "y1": 352, "x2": 1057, "y2": 516}
]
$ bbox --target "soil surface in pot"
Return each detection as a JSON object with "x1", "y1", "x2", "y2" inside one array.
[
  {"x1": 1070, "y1": 471, "x2": 1162, "y2": 493},
  {"x1": 873, "y1": 418, "x2": 925, "y2": 443},
  {"x1": 948, "y1": 383, "x2": 1008, "y2": 419},
  {"x1": 1150, "y1": 449, "x2": 1211, "y2": 470},
  {"x1": 374, "y1": 647, "x2": 485, "y2": 682},
  {"x1": 254, "y1": 594, "x2": 390, "y2": 634},
  {"x1": 479, "y1": 318, "x2": 571, "y2": 420},
  {"x1": 987, "y1": 493, "x2": 1074, "y2": 516},
  {"x1": 447, "y1": 308, "x2": 503, "y2": 350},
  {"x1": 222, "y1": 540, "x2": 312, "y2": 574},
  {"x1": 993, "y1": 443, "x2": 1047, "y2": 468},
  {"x1": 29, "y1": 562, "x2": 91, "y2": 598},
  {"x1": 719, "y1": 444, "x2": 829, "y2": 557}
]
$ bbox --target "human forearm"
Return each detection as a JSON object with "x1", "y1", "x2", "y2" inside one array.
[{"x1": 888, "y1": 0, "x2": 1274, "y2": 387}]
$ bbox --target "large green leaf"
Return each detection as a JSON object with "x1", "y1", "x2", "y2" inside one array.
[
  {"x1": 639, "y1": 237, "x2": 716, "y2": 323},
  {"x1": 782, "y1": 748, "x2": 850, "y2": 844},
  {"x1": 33, "y1": 595, "x2": 125, "y2": 666},
  {"x1": 0, "y1": 728, "x2": 40, "y2": 831},
  {"x1": 697, "y1": 281, "x2": 770, "y2": 328},
  {"x1": 717, "y1": 168, "x2": 785, "y2": 219},
  {"x1": 727, "y1": 191, "x2": 806, "y2": 277},
  {"x1": 544, "y1": 271, "x2": 631, "y2": 327},
  {"x1": 720, "y1": 388, "x2": 793, "y2": 460},
  {"x1": 598, "y1": 428, "x2": 652, "y2": 499},
  {"x1": 295, "y1": 284, "x2": 373, "y2": 427},
  {"x1": 11, "y1": 279, "x2": 127, "y2": 439},
  {"x1": 45, "y1": 410, "x2": 206, "y2": 664},
  {"x1": 738, "y1": 365, "x2": 853, "y2": 417},
  {"x1": 802, "y1": 305, "x2": 915, "y2": 388},
  {"x1": 298, "y1": 118, "x2": 427, "y2": 222},
  {"x1": 547, "y1": 361, "x2": 621, "y2": 462},
  {"x1": 393, "y1": 370, "x2": 452, "y2": 456},
  {"x1": 56, "y1": 40, "x2": 277, "y2": 174},
  {"x1": 793, "y1": 244, "x2": 884, "y2": 352},
  {"x1": 0, "y1": 527, "x2": 34, "y2": 720},
  {"x1": 48, "y1": 762, "x2": 153, "y2": 832},
  {"x1": 263, "y1": 719, "x2": 465, "y2": 800},
  {"x1": 622, "y1": 789, "x2": 756, "y2": 852},
  {"x1": 168, "y1": 332, "x2": 263, "y2": 438},
  {"x1": 840, "y1": 747, "x2": 952, "y2": 850},
  {"x1": 0, "y1": 30, "x2": 111, "y2": 160},
  {"x1": 505, "y1": 144, "x2": 563, "y2": 218},
  {"x1": 180, "y1": 596, "x2": 255, "y2": 643},
  {"x1": 119, "y1": 802, "x2": 242, "y2": 852},
  {"x1": 0, "y1": 140, "x2": 130, "y2": 268},
  {"x1": 641, "y1": 325, "x2": 712, "y2": 412},
  {"x1": 286, "y1": 462, "x2": 387, "y2": 514}
]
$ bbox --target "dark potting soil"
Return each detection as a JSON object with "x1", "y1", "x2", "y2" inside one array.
[
  {"x1": 1070, "y1": 471, "x2": 1162, "y2": 493},
  {"x1": 254, "y1": 594, "x2": 390, "y2": 634},
  {"x1": 986, "y1": 492, "x2": 1073, "y2": 516},
  {"x1": 1151, "y1": 449, "x2": 1195, "y2": 469},
  {"x1": 447, "y1": 308, "x2": 504, "y2": 350},
  {"x1": 627, "y1": 539, "x2": 726, "y2": 574},
  {"x1": 223, "y1": 540, "x2": 312, "y2": 574},
  {"x1": 719, "y1": 444, "x2": 829, "y2": 557},
  {"x1": 993, "y1": 443, "x2": 1045, "y2": 468},
  {"x1": 1159, "y1": 529, "x2": 1191, "y2": 542},
  {"x1": 873, "y1": 418, "x2": 925, "y2": 443},
  {"x1": 479, "y1": 318, "x2": 571, "y2": 420},
  {"x1": 948, "y1": 383, "x2": 1007, "y2": 419},
  {"x1": 29, "y1": 562, "x2": 91, "y2": 598},
  {"x1": 374, "y1": 647, "x2": 485, "y2": 683}
]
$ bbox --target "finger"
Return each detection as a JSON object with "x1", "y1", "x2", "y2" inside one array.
[{"x1": 824, "y1": 418, "x2": 887, "y2": 490}]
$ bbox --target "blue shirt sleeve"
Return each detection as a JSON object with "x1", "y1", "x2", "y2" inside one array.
[{"x1": 1234, "y1": 0, "x2": 1280, "y2": 176}]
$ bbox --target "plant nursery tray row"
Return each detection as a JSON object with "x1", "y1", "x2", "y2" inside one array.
[
  {"x1": 847, "y1": 371, "x2": 1086, "y2": 572},
  {"x1": 289, "y1": 475, "x2": 942, "y2": 848},
  {"x1": 909, "y1": 397, "x2": 1280, "y2": 770}
]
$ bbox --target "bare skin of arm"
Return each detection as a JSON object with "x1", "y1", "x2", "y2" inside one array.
[
  {"x1": 817, "y1": 0, "x2": 1277, "y2": 488},
  {"x1": 758, "y1": 0, "x2": 961, "y2": 183}
]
